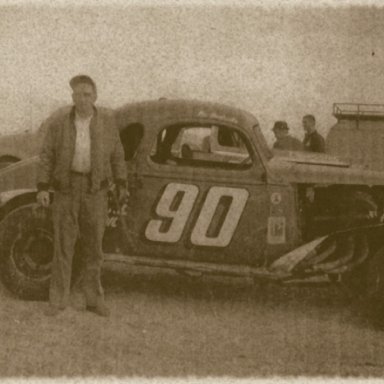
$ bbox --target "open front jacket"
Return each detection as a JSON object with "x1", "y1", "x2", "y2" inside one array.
[{"x1": 37, "y1": 106, "x2": 126, "y2": 194}]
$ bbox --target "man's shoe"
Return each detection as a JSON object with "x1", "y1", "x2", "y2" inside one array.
[
  {"x1": 44, "y1": 305, "x2": 64, "y2": 317},
  {"x1": 86, "y1": 303, "x2": 110, "y2": 317}
]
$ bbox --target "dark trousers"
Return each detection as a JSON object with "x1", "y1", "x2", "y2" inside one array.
[{"x1": 49, "y1": 172, "x2": 108, "y2": 309}]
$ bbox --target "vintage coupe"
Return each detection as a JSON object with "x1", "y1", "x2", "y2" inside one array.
[{"x1": 1, "y1": 99, "x2": 384, "y2": 315}]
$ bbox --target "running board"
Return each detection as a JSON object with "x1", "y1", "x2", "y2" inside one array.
[{"x1": 104, "y1": 253, "x2": 291, "y2": 281}]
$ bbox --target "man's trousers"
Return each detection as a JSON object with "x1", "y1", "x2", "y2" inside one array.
[{"x1": 49, "y1": 172, "x2": 108, "y2": 309}]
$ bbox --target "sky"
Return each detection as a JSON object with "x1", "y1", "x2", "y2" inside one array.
[{"x1": 1, "y1": 1, "x2": 384, "y2": 144}]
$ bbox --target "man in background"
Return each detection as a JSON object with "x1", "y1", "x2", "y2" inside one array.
[
  {"x1": 36, "y1": 75, "x2": 127, "y2": 317},
  {"x1": 272, "y1": 121, "x2": 302, "y2": 151},
  {"x1": 302, "y1": 114, "x2": 325, "y2": 153}
]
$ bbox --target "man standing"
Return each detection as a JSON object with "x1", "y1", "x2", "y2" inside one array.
[
  {"x1": 36, "y1": 75, "x2": 127, "y2": 317},
  {"x1": 272, "y1": 121, "x2": 302, "y2": 151},
  {"x1": 302, "y1": 114, "x2": 325, "y2": 153}
]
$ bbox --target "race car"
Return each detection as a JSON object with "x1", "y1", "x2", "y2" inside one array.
[{"x1": 1, "y1": 98, "x2": 384, "y2": 317}]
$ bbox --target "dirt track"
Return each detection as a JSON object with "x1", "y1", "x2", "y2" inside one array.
[{"x1": 1, "y1": 263, "x2": 384, "y2": 378}]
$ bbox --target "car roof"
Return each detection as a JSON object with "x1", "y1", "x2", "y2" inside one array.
[
  {"x1": 115, "y1": 98, "x2": 272, "y2": 161},
  {"x1": 115, "y1": 98, "x2": 258, "y2": 131}
]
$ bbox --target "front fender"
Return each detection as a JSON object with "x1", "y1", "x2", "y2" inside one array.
[
  {"x1": 0, "y1": 156, "x2": 39, "y2": 195},
  {"x1": 0, "y1": 189, "x2": 37, "y2": 206}
]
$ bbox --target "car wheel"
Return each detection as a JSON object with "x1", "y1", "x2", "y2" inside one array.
[
  {"x1": 0, "y1": 202, "x2": 53, "y2": 300},
  {"x1": 365, "y1": 246, "x2": 384, "y2": 327},
  {"x1": 337, "y1": 191, "x2": 378, "y2": 297},
  {"x1": 339, "y1": 259, "x2": 369, "y2": 299},
  {"x1": 338, "y1": 243, "x2": 384, "y2": 327}
]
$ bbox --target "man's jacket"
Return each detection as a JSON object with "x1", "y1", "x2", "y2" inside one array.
[
  {"x1": 37, "y1": 106, "x2": 126, "y2": 193},
  {"x1": 273, "y1": 135, "x2": 303, "y2": 151},
  {"x1": 303, "y1": 130, "x2": 325, "y2": 153}
]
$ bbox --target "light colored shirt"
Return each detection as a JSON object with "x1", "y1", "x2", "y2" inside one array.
[{"x1": 71, "y1": 113, "x2": 92, "y2": 173}]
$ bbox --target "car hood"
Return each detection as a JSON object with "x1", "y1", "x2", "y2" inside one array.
[
  {"x1": 268, "y1": 150, "x2": 384, "y2": 185},
  {"x1": 0, "y1": 130, "x2": 40, "y2": 159}
]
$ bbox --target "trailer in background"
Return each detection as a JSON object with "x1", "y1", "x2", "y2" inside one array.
[{"x1": 327, "y1": 103, "x2": 384, "y2": 171}]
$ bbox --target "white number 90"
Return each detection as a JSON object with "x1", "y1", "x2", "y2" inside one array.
[{"x1": 145, "y1": 183, "x2": 248, "y2": 247}]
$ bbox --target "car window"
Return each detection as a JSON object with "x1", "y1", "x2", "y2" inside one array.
[
  {"x1": 150, "y1": 124, "x2": 253, "y2": 169},
  {"x1": 119, "y1": 123, "x2": 144, "y2": 161}
]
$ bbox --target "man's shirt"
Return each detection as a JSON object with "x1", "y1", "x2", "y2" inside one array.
[
  {"x1": 303, "y1": 130, "x2": 325, "y2": 153},
  {"x1": 71, "y1": 113, "x2": 92, "y2": 173}
]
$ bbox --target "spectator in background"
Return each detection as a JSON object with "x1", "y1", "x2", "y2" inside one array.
[
  {"x1": 302, "y1": 114, "x2": 325, "y2": 153},
  {"x1": 272, "y1": 121, "x2": 302, "y2": 151}
]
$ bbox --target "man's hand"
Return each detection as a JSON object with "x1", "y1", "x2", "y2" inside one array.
[
  {"x1": 36, "y1": 190, "x2": 50, "y2": 207},
  {"x1": 117, "y1": 186, "x2": 128, "y2": 205}
]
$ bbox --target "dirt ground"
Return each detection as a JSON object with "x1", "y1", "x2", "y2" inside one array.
[{"x1": 1, "y1": 263, "x2": 384, "y2": 378}]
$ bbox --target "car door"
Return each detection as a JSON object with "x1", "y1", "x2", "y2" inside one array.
[{"x1": 126, "y1": 120, "x2": 273, "y2": 266}]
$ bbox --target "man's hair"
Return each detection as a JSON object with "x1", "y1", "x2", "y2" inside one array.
[
  {"x1": 69, "y1": 75, "x2": 97, "y2": 94},
  {"x1": 303, "y1": 114, "x2": 315, "y2": 123},
  {"x1": 273, "y1": 121, "x2": 289, "y2": 131}
]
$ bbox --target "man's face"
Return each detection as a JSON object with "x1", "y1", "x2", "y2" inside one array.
[
  {"x1": 72, "y1": 83, "x2": 97, "y2": 115},
  {"x1": 302, "y1": 117, "x2": 315, "y2": 134}
]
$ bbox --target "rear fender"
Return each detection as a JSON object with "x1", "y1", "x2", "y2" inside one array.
[{"x1": 270, "y1": 223, "x2": 384, "y2": 277}]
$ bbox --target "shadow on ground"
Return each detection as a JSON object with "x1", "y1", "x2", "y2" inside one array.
[
  {"x1": 1, "y1": 263, "x2": 384, "y2": 378},
  {"x1": 102, "y1": 263, "x2": 359, "y2": 317}
]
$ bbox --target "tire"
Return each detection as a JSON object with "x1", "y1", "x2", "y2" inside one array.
[
  {"x1": 337, "y1": 191, "x2": 378, "y2": 297},
  {"x1": 0, "y1": 202, "x2": 53, "y2": 300},
  {"x1": 365, "y1": 246, "x2": 384, "y2": 327},
  {"x1": 339, "y1": 259, "x2": 369, "y2": 298},
  {"x1": 340, "y1": 244, "x2": 384, "y2": 328}
]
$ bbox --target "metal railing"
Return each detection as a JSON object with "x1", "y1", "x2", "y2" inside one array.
[{"x1": 333, "y1": 103, "x2": 384, "y2": 118}]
